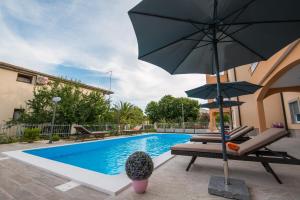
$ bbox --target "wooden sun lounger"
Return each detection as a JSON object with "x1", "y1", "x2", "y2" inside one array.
[
  {"x1": 74, "y1": 125, "x2": 108, "y2": 141},
  {"x1": 171, "y1": 128, "x2": 300, "y2": 184},
  {"x1": 190, "y1": 126, "x2": 254, "y2": 144},
  {"x1": 122, "y1": 126, "x2": 143, "y2": 135},
  {"x1": 198, "y1": 126, "x2": 246, "y2": 136}
]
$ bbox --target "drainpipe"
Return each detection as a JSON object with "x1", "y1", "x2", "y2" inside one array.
[
  {"x1": 233, "y1": 68, "x2": 242, "y2": 126},
  {"x1": 280, "y1": 92, "x2": 290, "y2": 135}
]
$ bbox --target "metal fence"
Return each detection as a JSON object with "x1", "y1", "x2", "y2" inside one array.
[
  {"x1": 0, "y1": 124, "x2": 72, "y2": 137},
  {"x1": 156, "y1": 122, "x2": 209, "y2": 129},
  {"x1": 0, "y1": 123, "x2": 156, "y2": 137},
  {"x1": 0, "y1": 122, "x2": 210, "y2": 137},
  {"x1": 156, "y1": 122, "x2": 210, "y2": 134}
]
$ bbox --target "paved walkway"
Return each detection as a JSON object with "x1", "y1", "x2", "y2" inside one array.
[{"x1": 0, "y1": 137, "x2": 300, "y2": 200}]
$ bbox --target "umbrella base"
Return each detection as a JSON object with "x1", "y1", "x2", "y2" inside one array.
[{"x1": 208, "y1": 176, "x2": 250, "y2": 200}]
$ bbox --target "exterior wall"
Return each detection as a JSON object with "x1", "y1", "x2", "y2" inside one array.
[
  {"x1": 205, "y1": 72, "x2": 228, "y2": 84},
  {"x1": 0, "y1": 68, "x2": 35, "y2": 123},
  {"x1": 263, "y1": 93, "x2": 284, "y2": 128},
  {"x1": 238, "y1": 93, "x2": 259, "y2": 128},
  {"x1": 227, "y1": 41, "x2": 300, "y2": 134}
]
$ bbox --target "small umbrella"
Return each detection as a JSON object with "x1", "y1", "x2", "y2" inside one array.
[
  {"x1": 201, "y1": 100, "x2": 244, "y2": 109},
  {"x1": 186, "y1": 81, "x2": 262, "y2": 99},
  {"x1": 129, "y1": 0, "x2": 300, "y2": 189}
]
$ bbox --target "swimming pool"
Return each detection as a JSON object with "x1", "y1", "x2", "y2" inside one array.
[
  {"x1": 24, "y1": 133, "x2": 191, "y2": 175},
  {"x1": 4, "y1": 133, "x2": 190, "y2": 195}
]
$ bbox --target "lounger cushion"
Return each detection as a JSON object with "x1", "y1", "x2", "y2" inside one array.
[
  {"x1": 229, "y1": 126, "x2": 254, "y2": 140},
  {"x1": 190, "y1": 126, "x2": 253, "y2": 142},
  {"x1": 237, "y1": 128, "x2": 287, "y2": 156},
  {"x1": 194, "y1": 126, "x2": 247, "y2": 137},
  {"x1": 195, "y1": 136, "x2": 223, "y2": 141},
  {"x1": 171, "y1": 143, "x2": 239, "y2": 155}
]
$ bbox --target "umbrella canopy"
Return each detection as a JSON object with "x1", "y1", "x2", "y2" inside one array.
[
  {"x1": 129, "y1": 0, "x2": 300, "y2": 75},
  {"x1": 129, "y1": 0, "x2": 300, "y2": 187},
  {"x1": 201, "y1": 100, "x2": 244, "y2": 109},
  {"x1": 186, "y1": 81, "x2": 262, "y2": 99}
]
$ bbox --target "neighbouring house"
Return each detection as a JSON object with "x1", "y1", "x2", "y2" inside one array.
[{"x1": 0, "y1": 62, "x2": 113, "y2": 123}]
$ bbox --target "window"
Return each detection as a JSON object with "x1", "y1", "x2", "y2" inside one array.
[
  {"x1": 249, "y1": 62, "x2": 259, "y2": 73},
  {"x1": 16, "y1": 73, "x2": 33, "y2": 84},
  {"x1": 13, "y1": 109, "x2": 24, "y2": 121},
  {"x1": 289, "y1": 99, "x2": 300, "y2": 124}
]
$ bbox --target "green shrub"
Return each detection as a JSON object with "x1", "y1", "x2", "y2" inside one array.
[
  {"x1": 51, "y1": 134, "x2": 60, "y2": 142},
  {"x1": 40, "y1": 135, "x2": 49, "y2": 140},
  {"x1": 8, "y1": 136, "x2": 19, "y2": 143},
  {"x1": 145, "y1": 128, "x2": 157, "y2": 133},
  {"x1": 0, "y1": 135, "x2": 19, "y2": 144},
  {"x1": 0, "y1": 135, "x2": 9, "y2": 144},
  {"x1": 23, "y1": 128, "x2": 40, "y2": 143}
]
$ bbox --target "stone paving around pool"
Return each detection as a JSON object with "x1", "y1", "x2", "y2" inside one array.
[{"x1": 0, "y1": 137, "x2": 300, "y2": 200}]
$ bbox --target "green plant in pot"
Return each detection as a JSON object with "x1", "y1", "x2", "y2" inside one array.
[{"x1": 125, "y1": 151, "x2": 154, "y2": 193}]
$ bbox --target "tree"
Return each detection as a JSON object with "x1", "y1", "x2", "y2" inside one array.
[
  {"x1": 145, "y1": 95, "x2": 200, "y2": 123},
  {"x1": 177, "y1": 97, "x2": 199, "y2": 122},
  {"x1": 198, "y1": 112, "x2": 210, "y2": 123},
  {"x1": 145, "y1": 101, "x2": 160, "y2": 123},
  {"x1": 17, "y1": 80, "x2": 110, "y2": 124},
  {"x1": 112, "y1": 101, "x2": 144, "y2": 125},
  {"x1": 215, "y1": 113, "x2": 231, "y2": 124}
]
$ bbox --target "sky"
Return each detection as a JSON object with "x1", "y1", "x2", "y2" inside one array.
[{"x1": 0, "y1": 0, "x2": 206, "y2": 110}]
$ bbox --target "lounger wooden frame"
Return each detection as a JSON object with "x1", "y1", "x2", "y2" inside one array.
[{"x1": 74, "y1": 125, "x2": 107, "y2": 141}]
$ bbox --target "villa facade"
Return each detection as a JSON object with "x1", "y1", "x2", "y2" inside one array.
[
  {"x1": 0, "y1": 62, "x2": 112, "y2": 123},
  {"x1": 210, "y1": 41, "x2": 300, "y2": 135}
]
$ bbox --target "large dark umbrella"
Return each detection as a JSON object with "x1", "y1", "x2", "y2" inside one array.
[
  {"x1": 129, "y1": 0, "x2": 300, "y2": 187},
  {"x1": 186, "y1": 81, "x2": 262, "y2": 99},
  {"x1": 201, "y1": 100, "x2": 244, "y2": 109}
]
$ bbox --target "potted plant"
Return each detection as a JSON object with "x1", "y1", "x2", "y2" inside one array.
[{"x1": 125, "y1": 151, "x2": 154, "y2": 193}]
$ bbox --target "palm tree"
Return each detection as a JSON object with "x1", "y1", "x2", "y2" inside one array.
[{"x1": 112, "y1": 101, "x2": 135, "y2": 125}]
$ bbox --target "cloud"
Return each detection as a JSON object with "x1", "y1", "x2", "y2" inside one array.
[{"x1": 0, "y1": 0, "x2": 206, "y2": 110}]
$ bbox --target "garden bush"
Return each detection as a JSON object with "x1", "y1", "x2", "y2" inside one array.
[
  {"x1": 145, "y1": 128, "x2": 157, "y2": 133},
  {"x1": 0, "y1": 135, "x2": 19, "y2": 144},
  {"x1": 51, "y1": 134, "x2": 60, "y2": 142},
  {"x1": 23, "y1": 128, "x2": 41, "y2": 143}
]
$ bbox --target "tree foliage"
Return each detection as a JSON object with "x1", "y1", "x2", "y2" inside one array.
[
  {"x1": 145, "y1": 95, "x2": 199, "y2": 123},
  {"x1": 215, "y1": 113, "x2": 231, "y2": 124},
  {"x1": 198, "y1": 112, "x2": 210, "y2": 123},
  {"x1": 111, "y1": 101, "x2": 144, "y2": 125},
  {"x1": 18, "y1": 80, "x2": 110, "y2": 124}
]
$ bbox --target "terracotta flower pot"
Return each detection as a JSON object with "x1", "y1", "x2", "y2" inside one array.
[{"x1": 132, "y1": 179, "x2": 148, "y2": 193}]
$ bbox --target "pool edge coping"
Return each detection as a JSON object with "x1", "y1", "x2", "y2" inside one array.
[{"x1": 2, "y1": 133, "x2": 187, "y2": 195}]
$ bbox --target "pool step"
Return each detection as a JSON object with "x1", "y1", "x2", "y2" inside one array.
[{"x1": 55, "y1": 181, "x2": 80, "y2": 192}]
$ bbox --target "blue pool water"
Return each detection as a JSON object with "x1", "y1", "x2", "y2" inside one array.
[{"x1": 24, "y1": 133, "x2": 190, "y2": 175}]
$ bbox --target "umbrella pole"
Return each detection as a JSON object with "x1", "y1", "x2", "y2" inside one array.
[{"x1": 212, "y1": 27, "x2": 229, "y2": 185}]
